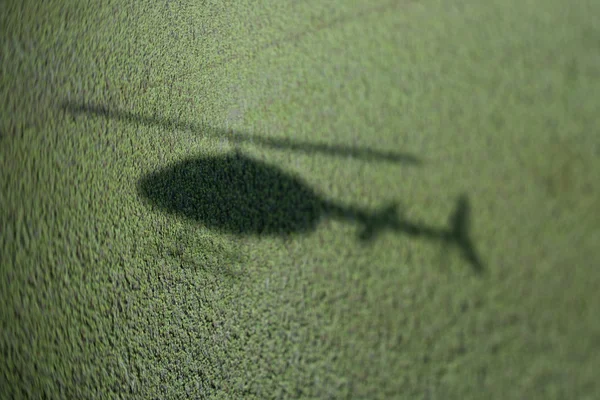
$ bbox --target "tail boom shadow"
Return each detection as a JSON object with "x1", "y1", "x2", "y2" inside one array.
[{"x1": 346, "y1": 194, "x2": 485, "y2": 273}]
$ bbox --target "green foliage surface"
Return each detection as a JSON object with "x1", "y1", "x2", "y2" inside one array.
[{"x1": 1, "y1": 0, "x2": 599, "y2": 398}]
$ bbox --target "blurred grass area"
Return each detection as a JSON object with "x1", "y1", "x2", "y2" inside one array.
[{"x1": 1, "y1": 0, "x2": 599, "y2": 398}]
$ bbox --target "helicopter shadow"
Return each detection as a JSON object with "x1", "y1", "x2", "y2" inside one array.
[
  {"x1": 62, "y1": 100, "x2": 484, "y2": 273},
  {"x1": 137, "y1": 151, "x2": 485, "y2": 273}
]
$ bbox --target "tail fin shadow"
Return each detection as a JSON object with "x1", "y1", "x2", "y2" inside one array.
[{"x1": 447, "y1": 194, "x2": 485, "y2": 273}]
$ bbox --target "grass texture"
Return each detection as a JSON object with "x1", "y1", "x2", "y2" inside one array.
[{"x1": 1, "y1": 0, "x2": 599, "y2": 398}]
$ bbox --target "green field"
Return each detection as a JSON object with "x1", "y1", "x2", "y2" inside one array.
[{"x1": 1, "y1": 0, "x2": 599, "y2": 398}]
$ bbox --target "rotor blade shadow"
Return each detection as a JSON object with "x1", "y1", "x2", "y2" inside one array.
[{"x1": 61, "y1": 101, "x2": 422, "y2": 165}]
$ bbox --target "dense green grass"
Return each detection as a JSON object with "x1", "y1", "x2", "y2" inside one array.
[{"x1": 2, "y1": 0, "x2": 599, "y2": 398}]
